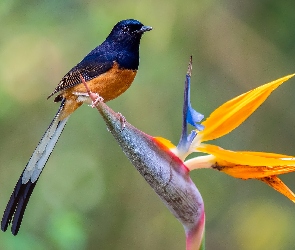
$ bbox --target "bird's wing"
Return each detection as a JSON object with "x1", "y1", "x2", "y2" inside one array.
[{"x1": 47, "y1": 56, "x2": 114, "y2": 99}]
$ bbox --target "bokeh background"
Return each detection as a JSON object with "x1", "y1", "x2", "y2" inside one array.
[{"x1": 1, "y1": 0, "x2": 295, "y2": 249}]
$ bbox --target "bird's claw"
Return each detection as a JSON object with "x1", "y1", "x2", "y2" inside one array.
[{"x1": 91, "y1": 94, "x2": 104, "y2": 108}]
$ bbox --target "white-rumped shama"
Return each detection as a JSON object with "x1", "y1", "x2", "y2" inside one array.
[{"x1": 1, "y1": 19, "x2": 152, "y2": 235}]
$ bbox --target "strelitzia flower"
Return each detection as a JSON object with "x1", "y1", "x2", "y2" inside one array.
[{"x1": 156, "y1": 57, "x2": 295, "y2": 203}]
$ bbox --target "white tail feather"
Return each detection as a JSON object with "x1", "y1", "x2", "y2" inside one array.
[{"x1": 22, "y1": 100, "x2": 69, "y2": 184}]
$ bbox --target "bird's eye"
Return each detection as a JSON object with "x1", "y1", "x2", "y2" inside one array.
[{"x1": 122, "y1": 26, "x2": 129, "y2": 33}]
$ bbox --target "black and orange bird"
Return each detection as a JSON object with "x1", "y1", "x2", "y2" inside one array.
[{"x1": 1, "y1": 19, "x2": 152, "y2": 235}]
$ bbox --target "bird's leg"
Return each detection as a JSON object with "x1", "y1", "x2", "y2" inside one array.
[{"x1": 79, "y1": 73, "x2": 104, "y2": 107}]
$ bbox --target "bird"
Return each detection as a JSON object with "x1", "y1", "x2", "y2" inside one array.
[{"x1": 1, "y1": 19, "x2": 152, "y2": 235}]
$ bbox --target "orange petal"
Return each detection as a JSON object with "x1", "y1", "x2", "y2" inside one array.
[
  {"x1": 259, "y1": 176, "x2": 295, "y2": 202},
  {"x1": 237, "y1": 151, "x2": 295, "y2": 159},
  {"x1": 198, "y1": 74, "x2": 295, "y2": 142},
  {"x1": 213, "y1": 163, "x2": 295, "y2": 179},
  {"x1": 197, "y1": 144, "x2": 295, "y2": 166},
  {"x1": 196, "y1": 144, "x2": 295, "y2": 179},
  {"x1": 153, "y1": 137, "x2": 176, "y2": 150}
]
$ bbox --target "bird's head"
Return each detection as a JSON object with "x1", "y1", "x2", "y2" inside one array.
[{"x1": 108, "y1": 19, "x2": 152, "y2": 46}]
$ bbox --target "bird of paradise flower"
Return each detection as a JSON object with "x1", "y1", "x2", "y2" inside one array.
[{"x1": 156, "y1": 57, "x2": 295, "y2": 203}]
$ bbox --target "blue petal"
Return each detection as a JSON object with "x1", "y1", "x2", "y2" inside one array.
[
  {"x1": 177, "y1": 57, "x2": 204, "y2": 153},
  {"x1": 187, "y1": 102, "x2": 204, "y2": 128},
  {"x1": 186, "y1": 70, "x2": 204, "y2": 129}
]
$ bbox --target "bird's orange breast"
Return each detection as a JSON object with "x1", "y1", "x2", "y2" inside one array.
[
  {"x1": 58, "y1": 62, "x2": 137, "y2": 120},
  {"x1": 65, "y1": 62, "x2": 137, "y2": 101}
]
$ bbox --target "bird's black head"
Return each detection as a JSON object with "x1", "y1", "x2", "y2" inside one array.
[{"x1": 107, "y1": 19, "x2": 152, "y2": 46}]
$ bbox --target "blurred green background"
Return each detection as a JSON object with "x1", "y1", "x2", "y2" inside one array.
[{"x1": 1, "y1": 0, "x2": 295, "y2": 249}]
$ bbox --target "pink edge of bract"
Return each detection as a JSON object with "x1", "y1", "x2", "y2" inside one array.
[
  {"x1": 185, "y1": 209, "x2": 205, "y2": 250},
  {"x1": 153, "y1": 137, "x2": 190, "y2": 172}
]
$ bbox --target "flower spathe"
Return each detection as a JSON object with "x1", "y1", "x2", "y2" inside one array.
[{"x1": 155, "y1": 67, "x2": 295, "y2": 203}]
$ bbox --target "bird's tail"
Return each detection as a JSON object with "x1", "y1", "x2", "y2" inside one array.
[{"x1": 1, "y1": 98, "x2": 69, "y2": 235}]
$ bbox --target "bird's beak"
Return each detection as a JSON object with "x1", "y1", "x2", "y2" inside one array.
[{"x1": 138, "y1": 25, "x2": 153, "y2": 34}]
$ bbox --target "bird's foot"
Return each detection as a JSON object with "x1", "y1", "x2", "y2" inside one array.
[{"x1": 91, "y1": 94, "x2": 104, "y2": 108}]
